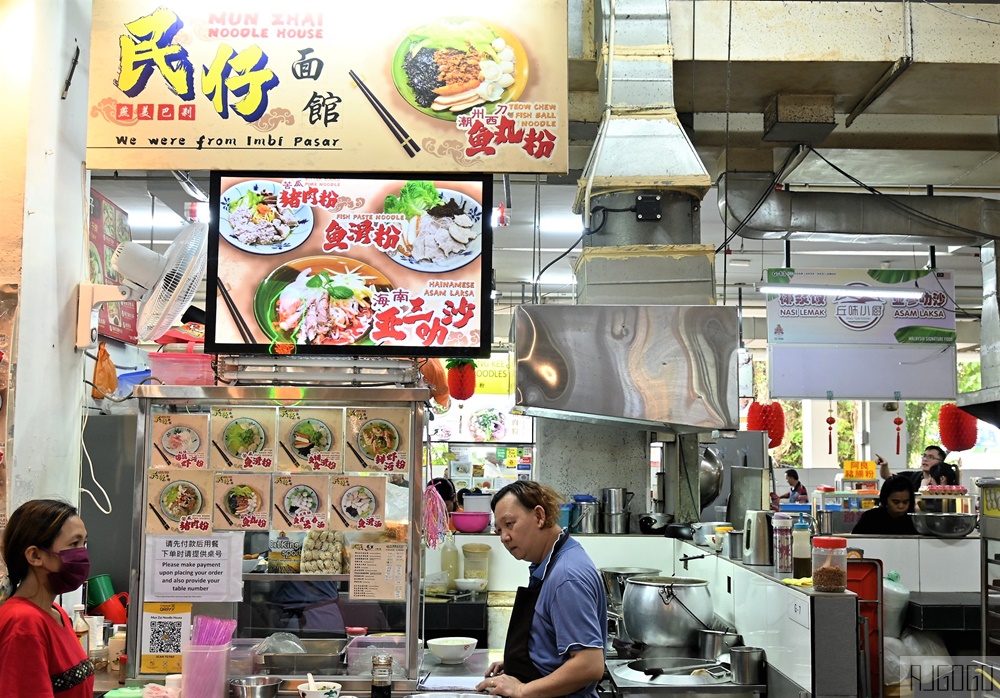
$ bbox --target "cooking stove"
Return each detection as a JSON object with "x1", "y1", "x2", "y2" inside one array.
[{"x1": 605, "y1": 647, "x2": 767, "y2": 697}]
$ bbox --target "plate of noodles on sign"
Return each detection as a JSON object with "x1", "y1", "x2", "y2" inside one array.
[{"x1": 220, "y1": 179, "x2": 315, "y2": 255}]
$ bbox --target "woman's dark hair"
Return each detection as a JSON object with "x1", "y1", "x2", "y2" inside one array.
[
  {"x1": 1, "y1": 499, "x2": 78, "y2": 589},
  {"x1": 490, "y1": 481, "x2": 563, "y2": 528},
  {"x1": 456, "y1": 487, "x2": 482, "y2": 507},
  {"x1": 429, "y1": 477, "x2": 457, "y2": 502},
  {"x1": 930, "y1": 462, "x2": 959, "y2": 486},
  {"x1": 879, "y1": 475, "x2": 916, "y2": 512},
  {"x1": 785, "y1": 469, "x2": 799, "y2": 480}
]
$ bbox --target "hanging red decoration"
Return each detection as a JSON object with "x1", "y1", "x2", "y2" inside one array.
[
  {"x1": 445, "y1": 359, "x2": 478, "y2": 401},
  {"x1": 893, "y1": 416, "x2": 905, "y2": 455},
  {"x1": 938, "y1": 403, "x2": 978, "y2": 452},
  {"x1": 746, "y1": 401, "x2": 785, "y2": 449}
]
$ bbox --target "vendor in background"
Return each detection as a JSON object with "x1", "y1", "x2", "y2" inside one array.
[
  {"x1": 877, "y1": 445, "x2": 947, "y2": 491},
  {"x1": 430, "y1": 477, "x2": 460, "y2": 513},
  {"x1": 779, "y1": 469, "x2": 809, "y2": 503},
  {"x1": 851, "y1": 475, "x2": 918, "y2": 535},
  {"x1": 477, "y1": 481, "x2": 605, "y2": 698},
  {"x1": 0, "y1": 499, "x2": 95, "y2": 697}
]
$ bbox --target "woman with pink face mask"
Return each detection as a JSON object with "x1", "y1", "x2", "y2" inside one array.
[{"x1": 0, "y1": 499, "x2": 94, "y2": 697}]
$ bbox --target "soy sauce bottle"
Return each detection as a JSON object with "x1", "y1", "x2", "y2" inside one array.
[
  {"x1": 371, "y1": 652, "x2": 392, "y2": 698},
  {"x1": 792, "y1": 514, "x2": 812, "y2": 579}
]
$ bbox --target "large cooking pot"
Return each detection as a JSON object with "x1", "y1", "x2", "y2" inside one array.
[
  {"x1": 700, "y1": 447, "x2": 724, "y2": 509},
  {"x1": 600, "y1": 567, "x2": 661, "y2": 607},
  {"x1": 622, "y1": 576, "x2": 714, "y2": 648}
]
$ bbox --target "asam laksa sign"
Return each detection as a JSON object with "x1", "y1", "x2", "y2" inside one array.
[
  {"x1": 87, "y1": 0, "x2": 568, "y2": 173},
  {"x1": 765, "y1": 268, "x2": 956, "y2": 345}
]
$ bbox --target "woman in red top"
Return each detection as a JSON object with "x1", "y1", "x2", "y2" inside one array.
[{"x1": 0, "y1": 499, "x2": 95, "y2": 697}]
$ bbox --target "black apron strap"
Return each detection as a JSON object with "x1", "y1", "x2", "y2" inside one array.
[{"x1": 502, "y1": 532, "x2": 572, "y2": 685}]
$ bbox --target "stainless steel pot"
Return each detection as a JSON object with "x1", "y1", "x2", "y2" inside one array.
[
  {"x1": 691, "y1": 521, "x2": 730, "y2": 547},
  {"x1": 622, "y1": 576, "x2": 714, "y2": 648},
  {"x1": 700, "y1": 447, "x2": 724, "y2": 509},
  {"x1": 697, "y1": 629, "x2": 741, "y2": 660},
  {"x1": 730, "y1": 646, "x2": 766, "y2": 684},
  {"x1": 599, "y1": 567, "x2": 661, "y2": 607}
]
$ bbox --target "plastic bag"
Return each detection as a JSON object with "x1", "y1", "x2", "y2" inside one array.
[
  {"x1": 900, "y1": 628, "x2": 952, "y2": 684},
  {"x1": 884, "y1": 636, "x2": 911, "y2": 685},
  {"x1": 253, "y1": 632, "x2": 305, "y2": 655},
  {"x1": 882, "y1": 570, "x2": 911, "y2": 640},
  {"x1": 91, "y1": 342, "x2": 118, "y2": 400}
]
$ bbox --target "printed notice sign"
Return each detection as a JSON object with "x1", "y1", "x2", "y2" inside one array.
[
  {"x1": 144, "y1": 532, "x2": 244, "y2": 601},
  {"x1": 348, "y1": 542, "x2": 407, "y2": 600},
  {"x1": 139, "y1": 602, "x2": 191, "y2": 674}
]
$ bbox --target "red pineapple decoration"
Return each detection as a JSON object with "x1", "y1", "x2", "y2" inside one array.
[
  {"x1": 939, "y1": 403, "x2": 978, "y2": 452},
  {"x1": 746, "y1": 401, "x2": 785, "y2": 449},
  {"x1": 446, "y1": 359, "x2": 478, "y2": 401}
]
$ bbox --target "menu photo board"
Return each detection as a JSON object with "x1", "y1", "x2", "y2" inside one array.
[
  {"x1": 89, "y1": 190, "x2": 139, "y2": 343},
  {"x1": 205, "y1": 172, "x2": 492, "y2": 358},
  {"x1": 87, "y1": 0, "x2": 568, "y2": 173}
]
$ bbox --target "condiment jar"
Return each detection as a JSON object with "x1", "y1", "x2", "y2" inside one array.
[
  {"x1": 772, "y1": 514, "x2": 793, "y2": 575},
  {"x1": 792, "y1": 515, "x2": 811, "y2": 579},
  {"x1": 713, "y1": 526, "x2": 733, "y2": 553},
  {"x1": 811, "y1": 536, "x2": 848, "y2": 592},
  {"x1": 371, "y1": 652, "x2": 392, "y2": 698}
]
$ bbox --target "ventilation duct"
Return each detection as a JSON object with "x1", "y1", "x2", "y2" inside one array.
[
  {"x1": 958, "y1": 241, "x2": 1000, "y2": 427},
  {"x1": 574, "y1": 0, "x2": 710, "y2": 216},
  {"x1": 718, "y1": 172, "x2": 1000, "y2": 247}
]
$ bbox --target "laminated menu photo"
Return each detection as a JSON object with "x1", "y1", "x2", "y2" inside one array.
[
  {"x1": 212, "y1": 472, "x2": 272, "y2": 531},
  {"x1": 272, "y1": 474, "x2": 331, "y2": 531},
  {"x1": 146, "y1": 469, "x2": 214, "y2": 534},
  {"x1": 276, "y1": 406, "x2": 345, "y2": 474},
  {"x1": 209, "y1": 406, "x2": 277, "y2": 471},
  {"x1": 150, "y1": 413, "x2": 210, "y2": 469},
  {"x1": 329, "y1": 475, "x2": 387, "y2": 532},
  {"x1": 345, "y1": 407, "x2": 411, "y2": 473}
]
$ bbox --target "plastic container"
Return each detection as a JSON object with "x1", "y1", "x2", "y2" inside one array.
[
  {"x1": 148, "y1": 344, "x2": 214, "y2": 386},
  {"x1": 461, "y1": 543, "x2": 491, "y2": 581},
  {"x1": 345, "y1": 635, "x2": 408, "y2": 675},
  {"x1": 441, "y1": 533, "x2": 460, "y2": 590},
  {"x1": 181, "y1": 643, "x2": 231, "y2": 698},
  {"x1": 773, "y1": 514, "x2": 793, "y2": 575},
  {"x1": 792, "y1": 515, "x2": 811, "y2": 579},
  {"x1": 812, "y1": 536, "x2": 848, "y2": 592},
  {"x1": 107, "y1": 625, "x2": 127, "y2": 674},
  {"x1": 558, "y1": 503, "x2": 573, "y2": 529},
  {"x1": 713, "y1": 526, "x2": 733, "y2": 553}
]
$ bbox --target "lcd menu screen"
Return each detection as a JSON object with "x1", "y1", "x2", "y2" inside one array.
[{"x1": 205, "y1": 171, "x2": 492, "y2": 358}]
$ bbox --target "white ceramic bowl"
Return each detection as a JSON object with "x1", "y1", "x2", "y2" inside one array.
[
  {"x1": 427, "y1": 637, "x2": 478, "y2": 664},
  {"x1": 297, "y1": 681, "x2": 341, "y2": 698},
  {"x1": 454, "y1": 578, "x2": 488, "y2": 592}
]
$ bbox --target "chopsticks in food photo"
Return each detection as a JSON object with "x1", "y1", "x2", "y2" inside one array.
[
  {"x1": 213, "y1": 439, "x2": 235, "y2": 468},
  {"x1": 349, "y1": 70, "x2": 420, "y2": 158},
  {"x1": 148, "y1": 502, "x2": 170, "y2": 530},
  {"x1": 218, "y1": 280, "x2": 254, "y2": 344}
]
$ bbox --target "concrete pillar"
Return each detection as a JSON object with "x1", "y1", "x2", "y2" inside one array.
[
  {"x1": 6, "y1": 0, "x2": 91, "y2": 512},
  {"x1": 534, "y1": 418, "x2": 649, "y2": 531},
  {"x1": 867, "y1": 400, "x2": 909, "y2": 474},
  {"x1": 802, "y1": 400, "x2": 838, "y2": 468}
]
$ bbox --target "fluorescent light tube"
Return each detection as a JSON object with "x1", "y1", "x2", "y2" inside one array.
[{"x1": 756, "y1": 283, "x2": 924, "y2": 300}]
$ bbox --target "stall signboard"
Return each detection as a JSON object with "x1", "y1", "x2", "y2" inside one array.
[
  {"x1": 843, "y1": 460, "x2": 877, "y2": 481},
  {"x1": 473, "y1": 353, "x2": 515, "y2": 395},
  {"x1": 429, "y1": 393, "x2": 533, "y2": 444},
  {"x1": 143, "y1": 532, "x2": 243, "y2": 602},
  {"x1": 89, "y1": 190, "x2": 139, "y2": 343},
  {"x1": 205, "y1": 172, "x2": 491, "y2": 358},
  {"x1": 765, "y1": 268, "x2": 956, "y2": 345},
  {"x1": 87, "y1": 0, "x2": 568, "y2": 173}
]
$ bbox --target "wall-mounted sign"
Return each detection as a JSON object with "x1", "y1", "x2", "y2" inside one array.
[
  {"x1": 765, "y1": 268, "x2": 956, "y2": 345},
  {"x1": 205, "y1": 172, "x2": 491, "y2": 358},
  {"x1": 87, "y1": 0, "x2": 568, "y2": 173},
  {"x1": 89, "y1": 190, "x2": 139, "y2": 343}
]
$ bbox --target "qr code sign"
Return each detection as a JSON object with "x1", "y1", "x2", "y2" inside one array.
[{"x1": 149, "y1": 620, "x2": 182, "y2": 654}]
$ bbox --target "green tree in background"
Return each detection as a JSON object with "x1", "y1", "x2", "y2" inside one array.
[{"x1": 903, "y1": 361, "x2": 981, "y2": 467}]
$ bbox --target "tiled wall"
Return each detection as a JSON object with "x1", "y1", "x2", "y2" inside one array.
[{"x1": 851, "y1": 536, "x2": 980, "y2": 592}]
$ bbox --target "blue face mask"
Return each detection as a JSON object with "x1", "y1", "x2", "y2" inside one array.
[{"x1": 45, "y1": 547, "x2": 90, "y2": 594}]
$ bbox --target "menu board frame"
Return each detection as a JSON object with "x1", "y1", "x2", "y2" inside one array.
[{"x1": 205, "y1": 170, "x2": 493, "y2": 358}]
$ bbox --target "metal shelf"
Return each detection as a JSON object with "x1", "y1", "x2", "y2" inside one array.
[{"x1": 243, "y1": 573, "x2": 349, "y2": 582}]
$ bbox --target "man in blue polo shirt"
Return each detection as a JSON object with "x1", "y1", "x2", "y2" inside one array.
[{"x1": 476, "y1": 481, "x2": 606, "y2": 698}]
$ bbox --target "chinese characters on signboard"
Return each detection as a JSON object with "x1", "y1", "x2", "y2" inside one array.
[
  {"x1": 87, "y1": 1, "x2": 568, "y2": 173},
  {"x1": 206, "y1": 173, "x2": 490, "y2": 358}
]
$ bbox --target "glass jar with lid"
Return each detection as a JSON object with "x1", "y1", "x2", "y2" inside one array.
[{"x1": 811, "y1": 536, "x2": 848, "y2": 592}]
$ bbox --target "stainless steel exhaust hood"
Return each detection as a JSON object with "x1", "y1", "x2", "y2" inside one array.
[
  {"x1": 957, "y1": 241, "x2": 1000, "y2": 427},
  {"x1": 513, "y1": 305, "x2": 738, "y2": 433}
]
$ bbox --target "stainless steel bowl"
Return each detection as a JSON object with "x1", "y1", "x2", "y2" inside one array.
[
  {"x1": 908, "y1": 512, "x2": 978, "y2": 538},
  {"x1": 230, "y1": 676, "x2": 281, "y2": 698}
]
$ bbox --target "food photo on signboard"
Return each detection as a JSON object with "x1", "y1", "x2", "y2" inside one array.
[{"x1": 205, "y1": 172, "x2": 492, "y2": 359}]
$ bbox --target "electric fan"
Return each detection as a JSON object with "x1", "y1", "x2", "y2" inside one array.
[{"x1": 75, "y1": 223, "x2": 208, "y2": 348}]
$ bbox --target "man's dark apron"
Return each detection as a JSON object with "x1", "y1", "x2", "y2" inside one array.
[{"x1": 502, "y1": 533, "x2": 571, "y2": 683}]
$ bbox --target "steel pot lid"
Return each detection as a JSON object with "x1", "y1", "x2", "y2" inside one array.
[{"x1": 624, "y1": 576, "x2": 709, "y2": 587}]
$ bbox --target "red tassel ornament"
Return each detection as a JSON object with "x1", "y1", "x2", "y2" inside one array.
[{"x1": 939, "y1": 403, "x2": 977, "y2": 452}]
